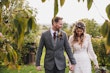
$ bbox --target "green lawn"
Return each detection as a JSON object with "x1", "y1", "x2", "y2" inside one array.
[
  {"x1": 0, "y1": 49, "x2": 69, "y2": 73},
  {"x1": 0, "y1": 65, "x2": 98, "y2": 73},
  {"x1": 1, "y1": 49, "x2": 109, "y2": 73},
  {"x1": 0, "y1": 65, "x2": 69, "y2": 73}
]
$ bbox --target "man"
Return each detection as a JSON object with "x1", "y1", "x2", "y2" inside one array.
[{"x1": 36, "y1": 16, "x2": 76, "y2": 73}]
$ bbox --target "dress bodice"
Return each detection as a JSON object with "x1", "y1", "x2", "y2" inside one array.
[
  {"x1": 72, "y1": 34, "x2": 89, "y2": 53},
  {"x1": 69, "y1": 34, "x2": 98, "y2": 66}
]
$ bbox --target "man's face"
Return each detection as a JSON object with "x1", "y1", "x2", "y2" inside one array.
[{"x1": 54, "y1": 20, "x2": 63, "y2": 31}]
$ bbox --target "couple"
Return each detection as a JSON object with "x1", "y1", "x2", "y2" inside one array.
[{"x1": 36, "y1": 16, "x2": 99, "y2": 73}]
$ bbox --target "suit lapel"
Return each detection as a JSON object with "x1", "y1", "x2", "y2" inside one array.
[
  {"x1": 47, "y1": 30, "x2": 63, "y2": 50},
  {"x1": 55, "y1": 31, "x2": 64, "y2": 49},
  {"x1": 55, "y1": 37, "x2": 61, "y2": 49},
  {"x1": 47, "y1": 30, "x2": 54, "y2": 48}
]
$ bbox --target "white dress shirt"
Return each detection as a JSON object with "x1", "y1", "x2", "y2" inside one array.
[{"x1": 50, "y1": 28, "x2": 58, "y2": 37}]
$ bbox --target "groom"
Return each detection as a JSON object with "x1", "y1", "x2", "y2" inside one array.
[{"x1": 36, "y1": 16, "x2": 76, "y2": 73}]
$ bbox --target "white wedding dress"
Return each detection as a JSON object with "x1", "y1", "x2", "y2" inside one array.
[{"x1": 68, "y1": 34, "x2": 98, "y2": 73}]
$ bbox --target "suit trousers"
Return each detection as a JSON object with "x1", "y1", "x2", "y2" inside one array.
[{"x1": 45, "y1": 64, "x2": 65, "y2": 73}]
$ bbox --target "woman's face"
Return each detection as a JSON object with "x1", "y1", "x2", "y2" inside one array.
[{"x1": 76, "y1": 28, "x2": 84, "y2": 36}]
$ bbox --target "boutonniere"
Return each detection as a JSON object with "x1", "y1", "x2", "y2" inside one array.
[{"x1": 57, "y1": 30, "x2": 63, "y2": 40}]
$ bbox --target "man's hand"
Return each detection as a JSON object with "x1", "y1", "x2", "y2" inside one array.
[
  {"x1": 36, "y1": 66, "x2": 42, "y2": 71},
  {"x1": 69, "y1": 64, "x2": 75, "y2": 71}
]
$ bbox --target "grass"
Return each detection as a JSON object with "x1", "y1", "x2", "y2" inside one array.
[
  {"x1": 0, "y1": 49, "x2": 69, "y2": 73},
  {"x1": 1, "y1": 49, "x2": 109, "y2": 73},
  {"x1": 0, "y1": 65, "x2": 69, "y2": 73},
  {"x1": 0, "y1": 65, "x2": 98, "y2": 73}
]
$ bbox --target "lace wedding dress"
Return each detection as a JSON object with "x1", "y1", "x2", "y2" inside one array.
[{"x1": 68, "y1": 34, "x2": 98, "y2": 73}]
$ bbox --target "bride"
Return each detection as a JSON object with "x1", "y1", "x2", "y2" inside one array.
[{"x1": 68, "y1": 21, "x2": 99, "y2": 73}]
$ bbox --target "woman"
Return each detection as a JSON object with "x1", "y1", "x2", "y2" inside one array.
[{"x1": 68, "y1": 21, "x2": 99, "y2": 73}]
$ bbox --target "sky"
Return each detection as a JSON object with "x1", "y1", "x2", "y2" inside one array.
[{"x1": 26, "y1": 0, "x2": 110, "y2": 25}]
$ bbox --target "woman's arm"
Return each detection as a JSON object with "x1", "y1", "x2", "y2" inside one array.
[{"x1": 87, "y1": 34, "x2": 99, "y2": 68}]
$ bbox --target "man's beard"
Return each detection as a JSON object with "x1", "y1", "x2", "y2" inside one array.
[{"x1": 57, "y1": 29, "x2": 61, "y2": 32}]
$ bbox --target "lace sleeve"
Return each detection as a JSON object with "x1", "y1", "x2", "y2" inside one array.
[{"x1": 87, "y1": 34, "x2": 99, "y2": 66}]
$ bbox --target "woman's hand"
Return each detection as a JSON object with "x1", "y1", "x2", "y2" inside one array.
[{"x1": 94, "y1": 65, "x2": 99, "y2": 69}]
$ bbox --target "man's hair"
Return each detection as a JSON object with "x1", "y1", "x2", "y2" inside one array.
[{"x1": 52, "y1": 17, "x2": 63, "y2": 25}]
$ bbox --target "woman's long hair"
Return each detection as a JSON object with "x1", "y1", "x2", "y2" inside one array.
[{"x1": 72, "y1": 21, "x2": 86, "y2": 46}]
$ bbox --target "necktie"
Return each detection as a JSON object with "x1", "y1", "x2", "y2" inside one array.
[{"x1": 53, "y1": 32, "x2": 56, "y2": 40}]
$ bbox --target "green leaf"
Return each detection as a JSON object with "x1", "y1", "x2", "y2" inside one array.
[
  {"x1": 28, "y1": 17, "x2": 32, "y2": 30},
  {"x1": 106, "y1": 31, "x2": 110, "y2": 46},
  {"x1": 14, "y1": 10, "x2": 29, "y2": 49},
  {"x1": 26, "y1": 17, "x2": 33, "y2": 34},
  {"x1": 87, "y1": 0, "x2": 93, "y2": 10},
  {"x1": 106, "y1": 21, "x2": 110, "y2": 46},
  {"x1": 14, "y1": 19, "x2": 24, "y2": 49},
  {"x1": 60, "y1": 0, "x2": 65, "y2": 6},
  {"x1": 106, "y1": 4, "x2": 110, "y2": 20},
  {"x1": 41, "y1": 0, "x2": 46, "y2": 3},
  {"x1": 14, "y1": 19, "x2": 22, "y2": 36},
  {"x1": 12, "y1": 49, "x2": 18, "y2": 63},
  {"x1": 32, "y1": 17, "x2": 37, "y2": 30},
  {"x1": 105, "y1": 44, "x2": 110, "y2": 54},
  {"x1": 54, "y1": 0, "x2": 58, "y2": 17},
  {"x1": 7, "y1": 53, "x2": 11, "y2": 62},
  {"x1": 104, "y1": 21, "x2": 110, "y2": 54},
  {"x1": 18, "y1": 32, "x2": 24, "y2": 49},
  {"x1": 1, "y1": 0, "x2": 9, "y2": 8},
  {"x1": 0, "y1": 3, "x2": 1, "y2": 23},
  {"x1": 100, "y1": 20, "x2": 109, "y2": 37},
  {"x1": 78, "y1": 0, "x2": 80, "y2": 2}
]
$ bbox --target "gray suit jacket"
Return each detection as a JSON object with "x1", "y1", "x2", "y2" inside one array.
[{"x1": 36, "y1": 30, "x2": 76, "y2": 70}]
